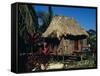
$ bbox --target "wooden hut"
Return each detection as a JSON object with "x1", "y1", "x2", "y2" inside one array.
[{"x1": 42, "y1": 16, "x2": 89, "y2": 56}]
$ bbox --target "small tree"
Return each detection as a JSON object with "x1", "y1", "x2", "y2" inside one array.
[{"x1": 87, "y1": 29, "x2": 96, "y2": 51}]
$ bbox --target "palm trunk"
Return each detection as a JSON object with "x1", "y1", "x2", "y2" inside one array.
[{"x1": 48, "y1": 6, "x2": 53, "y2": 25}]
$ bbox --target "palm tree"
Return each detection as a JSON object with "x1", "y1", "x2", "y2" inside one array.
[
  {"x1": 18, "y1": 5, "x2": 40, "y2": 53},
  {"x1": 37, "y1": 6, "x2": 53, "y2": 32},
  {"x1": 48, "y1": 6, "x2": 53, "y2": 24}
]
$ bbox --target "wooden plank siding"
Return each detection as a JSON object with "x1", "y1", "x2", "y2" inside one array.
[{"x1": 49, "y1": 38, "x2": 88, "y2": 56}]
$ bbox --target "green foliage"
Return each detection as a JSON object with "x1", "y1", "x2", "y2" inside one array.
[
  {"x1": 18, "y1": 5, "x2": 38, "y2": 53},
  {"x1": 87, "y1": 29, "x2": 96, "y2": 50},
  {"x1": 36, "y1": 6, "x2": 53, "y2": 32},
  {"x1": 18, "y1": 5, "x2": 37, "y2": 37}
]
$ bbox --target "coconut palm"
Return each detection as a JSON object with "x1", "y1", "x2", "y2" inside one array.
[{"x1": 37, "y1": 6, "x2": 53, "y2": 32}]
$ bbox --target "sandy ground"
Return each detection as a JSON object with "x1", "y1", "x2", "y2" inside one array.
[{"x1": 47, "y1": 63, "x2": 65, "y2": 70}]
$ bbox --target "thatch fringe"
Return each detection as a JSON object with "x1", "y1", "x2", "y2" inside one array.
[{"x1": 42, "y1": 16, "x2": 89, "y2": 39}]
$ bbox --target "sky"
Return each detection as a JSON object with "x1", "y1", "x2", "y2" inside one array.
[{"x1": 34, "y1": 5, "x2": 96, "y2": 30}]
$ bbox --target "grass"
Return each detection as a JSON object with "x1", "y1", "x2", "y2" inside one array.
[{"x1": 66, "y1": 59, "x2": 96, "y2": 69}]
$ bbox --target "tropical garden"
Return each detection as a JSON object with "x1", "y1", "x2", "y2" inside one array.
[{"x1": 18, "y1": 4, "x2": 97, "y2": 72}]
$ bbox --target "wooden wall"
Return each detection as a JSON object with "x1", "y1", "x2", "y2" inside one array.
[{"x1": 56, "y1": 38, "x2": 88, "y2": 56}]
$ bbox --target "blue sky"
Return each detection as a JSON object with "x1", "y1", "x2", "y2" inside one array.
[{"x1": 34, "y1": 5, "x2": 96, "y2": 30}]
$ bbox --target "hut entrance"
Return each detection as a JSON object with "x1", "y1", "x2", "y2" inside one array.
[{"x1": 74, "y1": 40, "x2": 79, "y2": 50}]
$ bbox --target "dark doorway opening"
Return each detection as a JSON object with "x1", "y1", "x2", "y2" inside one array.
[{"x1": 74, "y1": 40, "x2": 79, "y2": 50}]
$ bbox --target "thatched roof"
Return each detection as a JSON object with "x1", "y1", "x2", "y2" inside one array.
[{"x1": 42, "y1": 16, "x2": 89, "y2": 39}]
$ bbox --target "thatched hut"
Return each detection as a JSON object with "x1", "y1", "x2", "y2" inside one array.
[{"x1": 42, "y1": 16, "x2": 89, "y2": 55}]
